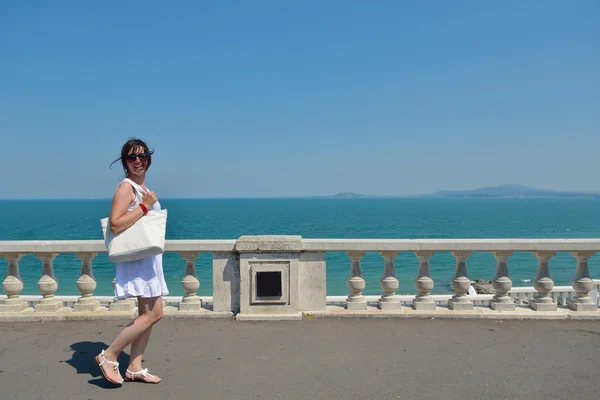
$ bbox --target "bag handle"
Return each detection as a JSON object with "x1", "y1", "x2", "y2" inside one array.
[{"x1": 122, "y1": 178, "x2": 148, "y2": 197}]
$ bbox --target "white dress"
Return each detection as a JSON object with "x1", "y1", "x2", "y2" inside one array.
[{"x1": 113, "y1": 178, "x2": 169, "y2": 300}]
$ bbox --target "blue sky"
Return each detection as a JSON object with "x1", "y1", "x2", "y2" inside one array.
[{"x1": 1, "y1": 1, "x2": 599, "y2": 199}]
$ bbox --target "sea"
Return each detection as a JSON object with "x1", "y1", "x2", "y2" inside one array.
[{"x1": 1, "y1": 198, "x2": 600, "y2": 297}]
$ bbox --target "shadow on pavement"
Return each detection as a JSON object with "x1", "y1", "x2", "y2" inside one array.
[{"x1": 66, "y1": 341, "x2": 131, "y2": 389}]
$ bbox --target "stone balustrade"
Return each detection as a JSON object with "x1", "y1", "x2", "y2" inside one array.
[
  {"x1": 0, "y1": 240, "x2": 236, "y2": 320},
  {"x1": 1, "y1": 237, "x2": 600, "y2": 321}
]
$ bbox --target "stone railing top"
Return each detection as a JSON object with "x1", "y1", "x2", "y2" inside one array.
[
  {"x1": 0, "y1": 240, "x2": 236, "y2": 254},
  {"x1": 301, "y1": 238, "x2": 600, "y2": 252},
  {"x1": 235, "y1": 235, "x2": 303, "y2": 253},
  {"x1": 164, "y1": 240, "x2": 236, "y2": 252},
  {"x1": 2, "y1": 238, "x2": 600, "y2": 255}
]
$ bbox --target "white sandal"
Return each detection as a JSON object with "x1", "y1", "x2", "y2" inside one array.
[
  {"x1": 95, "y1": 349, "x2": 124, "y2": 385},
  {"x1": 125, "y1": 368, "x2": 161, "y2": 384}
]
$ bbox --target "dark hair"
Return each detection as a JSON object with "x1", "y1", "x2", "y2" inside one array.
[{"x1": 109, "y1": 138, "x2": 154, "y2": 175}]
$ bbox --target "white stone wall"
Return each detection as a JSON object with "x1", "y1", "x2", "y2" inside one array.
[{"x1": 1, "y1": 237, "x2": 600, "y2": 321}]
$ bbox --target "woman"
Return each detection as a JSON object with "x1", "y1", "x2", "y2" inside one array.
[{"x1": 96, "y1": 138, "x2": 168, "y2": 385}]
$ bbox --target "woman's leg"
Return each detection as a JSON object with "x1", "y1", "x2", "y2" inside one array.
[
  {"x1": 127, "y1": 297, "x2": 163, "y2": 382},
  {"x1": 97, "y1": 296, "x2": 163, "y2": 383}
]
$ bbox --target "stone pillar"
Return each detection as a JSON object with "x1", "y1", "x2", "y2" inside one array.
[
  {"x1": 180, "y1": 251, "x2": 202, "y2": 311},
  {"x1": 109, "y1": 277, "x2": 136, "y2": 312},
  {"x1": 213, "y1": 252, "x2": 240, "y2": 314},
  {"x1": 346, "y1": 251, "x2": 367, "y2": 310},
  {"x1": 0, "y1": 253, "x2": 28, "y2": 312},
  {"x1": 35, "y1": 253, "x2": 63, "y2": 312},
  {"x1": 74, "y1": 252, "x2": 102, "y2": 312},
  {"x1": 298, "y1": 252, "x2": 327, "y2": 313},
  {"x1": 530, "y1": 251, "x2": 557, "y2": 311},
  {"x1": 236, "y1": 236, "x2": 303, "y2": 319},
  {"x1": 490, "y1": 251, "x2": 515, "y2": 311},
  {"x1": 448, "y1": 251, "x2": 473, "y2": 311},
  {"x1": 413, "y1": 251, "x2": 436, "y2": 311},
  {"x1": 567, "y1": 251, "x2": 597, "y2": 311},
  {"x1": 378, "y1": 251, "x2": 401, "y2": 310}
]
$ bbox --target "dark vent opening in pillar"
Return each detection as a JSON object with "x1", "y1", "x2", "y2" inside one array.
[{"x1": 256, "y1": 271, "x2": 282, "y2": 297}]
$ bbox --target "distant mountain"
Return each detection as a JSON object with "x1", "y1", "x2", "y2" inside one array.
[
  {"x1": 316, "y1": 185, "x2": 600, "y2": 199},
  {"x1": 317, "y1": 192, "x2": 369, "y2": 198},
  {"x1": 420, "y1": 184, "x2": 600, "y2": 198}
]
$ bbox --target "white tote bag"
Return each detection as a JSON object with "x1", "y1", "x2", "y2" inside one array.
[{"x1": 100, "y1": 181, "x2": 167, "y2": 263}]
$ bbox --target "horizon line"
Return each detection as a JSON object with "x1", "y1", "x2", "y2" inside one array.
[
  {"x1": 0, "y1": 196, "x2": 404, "y2": 201},
  {"x1": 2, "y1": 195, "x2": 600, "y2": 201}
]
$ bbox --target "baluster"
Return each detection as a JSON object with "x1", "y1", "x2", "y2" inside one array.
[
  {"x1": 180, "y1": 251, "x2": 202, "y2": 311},
  {"x1": 529, "y1": 251, "x2": 557, "y2": 311},
  {"x1": 490, "y1": 251, "x2": 515, "y2": 311},
  {"x1": 592, "y1": 282, "x2": 600, "y2": 306},
  {"x1": 35, "y1": 253, "x2": 63, "y2": 312},
  {"x1": 378, "y1": 251, "x2": 400, "y2": 310},
  {"x1": 346, "y1": 251, "x2": 367, "y2": 310},
  {"x1": 567, "y1": 251, "x2": 597, "y2": 311},
  {"x1": 413, "y1": 251, "x2": 436, "y2": 310},
  {"x1": 448, "y1": 251, "x2": 473, "y2": 311},
  {"x1": 519, "y1": 293, "x2": 527, "y2": 305},
  {"x1": 0, "y1": 253, "x2": 28, "y2": 312},
  {"x1": 74, "y1": 252, "x2": 102, "y2": 312},
  {"x1": 109, "y1": 277, "x2": 136, "y2": 312},
  {"x1": 559, "y1": 292, "x2": 567, "y2": 306}
]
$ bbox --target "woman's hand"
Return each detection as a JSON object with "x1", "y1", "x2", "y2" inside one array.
[{"x1": 142, "y1": 191, "x2": 158, "y2": 209}]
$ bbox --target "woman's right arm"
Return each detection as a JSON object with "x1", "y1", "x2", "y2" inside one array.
[{"x1": 108, "y1": 183, "x2": 144, "y2": 234}]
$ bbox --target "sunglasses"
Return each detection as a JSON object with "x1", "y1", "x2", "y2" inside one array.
[{"x1": 126, "y1": 153, "x2": 148, "y2": 161}]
